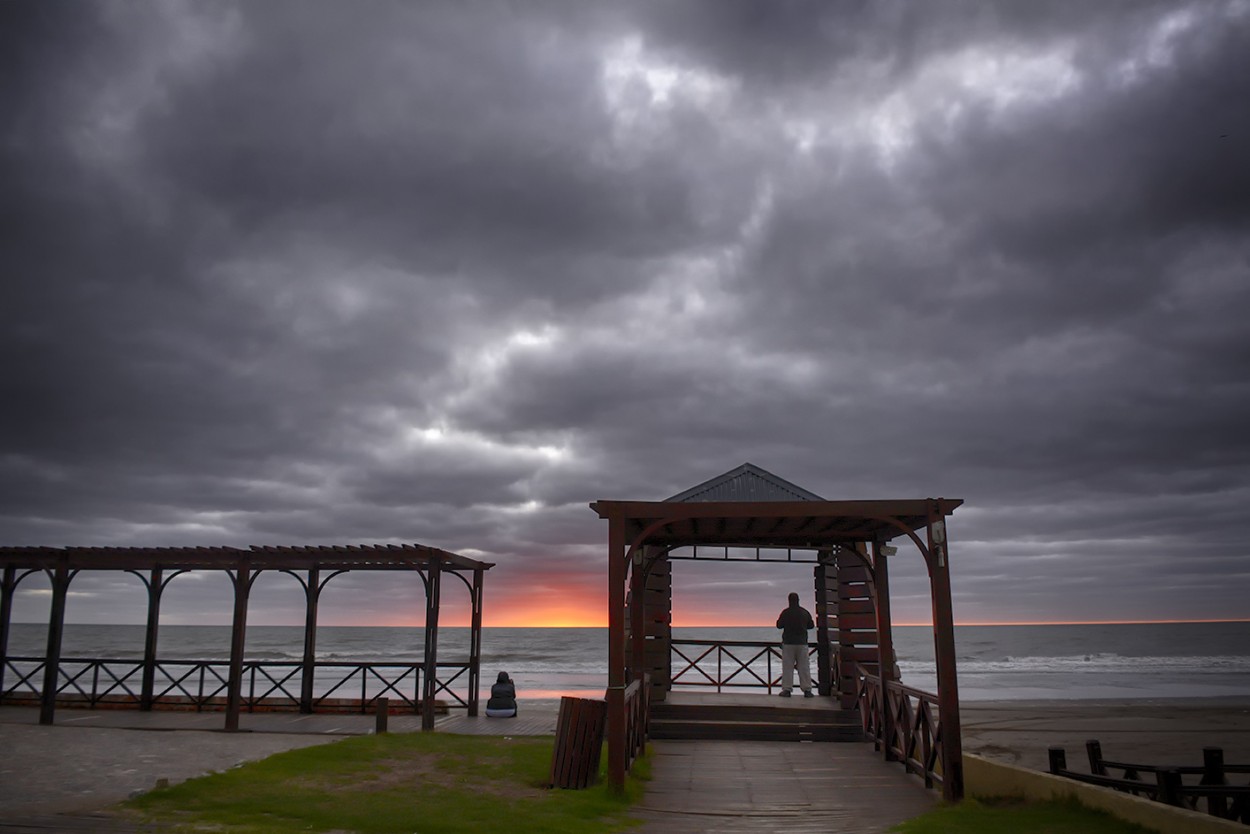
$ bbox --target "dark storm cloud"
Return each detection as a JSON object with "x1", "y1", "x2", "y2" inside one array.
[{"x1": 2, "y1": 0, "x2": 1248, "y2": 625}]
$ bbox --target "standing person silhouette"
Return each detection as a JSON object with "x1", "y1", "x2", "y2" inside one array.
[{"x1": 776, "y1": 592, "x2": 815, "y2": 697}]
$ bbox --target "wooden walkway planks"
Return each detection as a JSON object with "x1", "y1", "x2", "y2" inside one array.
[{"x1": 633, "y1": 740, "x2": 937, "y2": 833}]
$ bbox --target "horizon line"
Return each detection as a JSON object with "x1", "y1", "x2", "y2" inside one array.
[{"x1": 14, "y1": 617, "x2": 1250, "y2": 628}]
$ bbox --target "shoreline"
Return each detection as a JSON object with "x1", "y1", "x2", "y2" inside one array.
[{"x1": 960, "y1": 698, "x2": 1250, "y2": 772}]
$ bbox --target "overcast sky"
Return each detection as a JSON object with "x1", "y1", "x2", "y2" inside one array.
[{"x1": 3, "y1": 0, "x2": 1249, "y2": 630}]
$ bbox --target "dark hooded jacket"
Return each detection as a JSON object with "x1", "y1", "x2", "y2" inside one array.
[
  {"x1": 487, "y1": 673, "x2": 517, "y2": 712},
  {"x1": 776, "y1": 603, "x2": 814, "y2": 645}
]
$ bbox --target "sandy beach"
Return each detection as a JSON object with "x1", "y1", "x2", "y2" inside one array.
[{"x1": 961, "y1": 697, "x2": 1250, "y2": 773}]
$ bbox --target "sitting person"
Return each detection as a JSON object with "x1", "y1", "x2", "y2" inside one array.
[{"x1": 484, "y1": 671, "x2": 517, "y2": 717}]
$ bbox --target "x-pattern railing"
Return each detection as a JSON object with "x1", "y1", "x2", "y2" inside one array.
[
  {"x1": 312, "y1": 663, "x2": 423, "y2": 710},
  {"x1": 3, "y1": 656, "x2": 474, "y2": 714},
  {"x1": 58, "y1": 660, "x2": 143, "y2": 706},
  {"x1": 428, "y1": 664, "x2": 471, "y2": 708},
  {"x1": 3, "y1": 657, "x2": 47, "y2": 696},
  {"x1": 245, "y1": 662, "x2": 302, "y2": 707},
  {"x1": 670, "y1": 639, "x2": 819, "y2": 692},
  {"x1": 154, "y1": 661, "x2": 231, "y2": 707},
  {"x1": 856, "y1": 663, "x2": 944, "y2": 789}
]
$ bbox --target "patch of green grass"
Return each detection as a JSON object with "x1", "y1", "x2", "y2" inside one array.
[
  {"x1": 122, "y1": 733, "x2": 647, "y2": 833},
  {"x1": 892, "y1": 796, "x2": 1159, "y2": 834}
]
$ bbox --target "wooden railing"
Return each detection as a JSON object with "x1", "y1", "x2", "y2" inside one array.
[
  {"x1": 1049, "y1": 743, "x2": 1250, "y2": 824},
  {"x1": 670, "y1": 639, "x2": 820, "y2": 692},
  {"x1": 2, "y1": 656, "x2": 474, "y2": 713},
  {"x1": 855, "y1": 662, "x2": 945, "y2": 790},
  {"x1": 624, "y1": 674, "x2": 651, "y2": 770}
]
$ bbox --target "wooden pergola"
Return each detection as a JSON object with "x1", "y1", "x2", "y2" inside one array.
[
  {"x1": 0, "y1": 543, "x2": 492, "y2": 730},
  {"x1": 591, "y1": 464, "x2": 965, "y2": 799}
]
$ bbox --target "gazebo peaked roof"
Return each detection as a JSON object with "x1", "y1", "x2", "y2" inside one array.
[
  {"x1": 665, "y1": 462, "x2": 824, "y2": 503},
  {"x1": 591, "y1": 497, "x2": 962, "y2": 549}
]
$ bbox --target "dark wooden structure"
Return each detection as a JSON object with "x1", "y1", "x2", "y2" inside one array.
[
  {"x1": 1050, "y1": 742, "x2": 1250, "y2": 823},
  {"x1": 591, "y1": 463, "x2": 965, "y2": 799},
  {"x1": 0, "y1": 543, "x2": 492, "y2": 731}
]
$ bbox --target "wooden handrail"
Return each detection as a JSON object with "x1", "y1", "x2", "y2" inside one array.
[
  {"x1": 854, "y1": 662, "x2": 945, "y2": 790},
  {"x1": 669, "y1": 639, "x2": 821, "y2": 693}
]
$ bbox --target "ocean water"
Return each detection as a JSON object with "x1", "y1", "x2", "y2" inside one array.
[{"x1": 4, "y1": 621, "x2": 1249, "y2": 702}]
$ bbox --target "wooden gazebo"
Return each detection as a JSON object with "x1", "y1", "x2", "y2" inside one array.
[
  {"x1": 0, "y1": 543, "x2": 492, "y2": 730},
  {"x1": 592, "y1": 464, "x2": 965, "y2": 799}
]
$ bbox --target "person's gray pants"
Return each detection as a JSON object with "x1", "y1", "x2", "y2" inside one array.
[{"x1": 781, "y1": 643, "x2": 812, "y2": 693}]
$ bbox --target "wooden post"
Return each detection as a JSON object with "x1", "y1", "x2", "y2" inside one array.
[
  {"x1": 927, "y1": 508, "x2": 964, "y2": 801},
  {"x1": 629, "y1": 553, "x2": 645, "y2": 685},
  {"x1": 1048, "y1": 747, "x2": 1067, "y2": 774},
  {"x1": 375, "y1": 696, "x2": 389, "y2": 734},
  {"x1": 1086, "y1": 739, "x2": 1105, "y2": 775},
  {"x1": 606, "y1": 513, "x2": 627, "y2": 791},
  {"x1": 1203, "y1": 747, "x2": 1227, "y2": 817},
  {"x1": 224, "y1": 562, "x2": 251, "y2": 732},
  {"x1": 468, "y1": 567, "x2": 484, "y2": 716},
  {"x1": 299, "y1": 567, "x2": 320, "y2": 714},
  {"x1": 140, "y1": 568, "x2": 163, "y2": 711},
  {"x1": 1156, "y1": 769, "x2": 1183, "y2": 807},
  {"x1": 39, "y1": 560, "x2": 71, "y2": 725},
  {"x1": 421, "y1": 557, "x2": 442, "y2": 731},
  {"x1": 642, "y1": 552, "x2": 672, "y2": 701},
  {"x1": 814, "y1": 554, "x2": 833, "y2": 697},
  {"x1": 873, "y1": 542, "x2": 897, "y2": 762},
  {"x1": 0, "y1": 565, "x2": 15, "y2": 698}
]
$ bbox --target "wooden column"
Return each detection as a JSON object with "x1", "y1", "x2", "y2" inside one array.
[
  {"x1": 641, "y1": 552, "x2": 671, "y2": 701},
  {"x1": 628, "y1": 551, "x2": 645, "y2": 685},
  {"x1": 927, "y1": 511, "x2": 964, "y2": 801},
  {"x1": 0, "y1": 565, "x2": 15, "y2": 698},
  {"x1": 224, "y1": 562, "x2": 251, "y2": 732},
  {"x1": 421, "y1": 557, "x2": 442, "y2": 731},
  {"x1": 468, "y1": 567, "x2": 484, "y2": 716},
  {"x1": 835, "y1": 545, "x2": 877, "y2": 709},
  {"x1": 140, "y1": 568, "x2": 164, "y2": 711},
  {"x1": 872, "y1": 542, "x2": 897, "y2": 761},
  {"x1": 813, "y1": 553, "x2": 835, "y2": 697},
  {"x1": 39, "y1": 559, "x2": 72, "y2": 725},
  {"x1": 299, "y1": 567, "x2": 320, "y2": 714},
  {"x1": 606, "y1": 513, "x2": 627, "y2": 790}
]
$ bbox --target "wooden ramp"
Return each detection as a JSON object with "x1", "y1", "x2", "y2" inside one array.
[
  {"x1": 651, "y1": 691, "x2": 863, "y2": 742},
  {"x1": 634, "y1": 739, "x2": 936, "y2": 833}
]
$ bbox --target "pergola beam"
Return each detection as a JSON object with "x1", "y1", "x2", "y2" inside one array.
[{"x1": 1, "y1": 543, "x2": 492, "y2": 728}]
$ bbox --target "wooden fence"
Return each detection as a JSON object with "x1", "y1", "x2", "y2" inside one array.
[
  {"x1": 855, "y1": 663, "x2": 945, "y2": 790},
  {"x1": 2, "y1": 656, "x2": 473, "y2": 714},
  {"x1": 1049, "y1": 742, "x2": 1250, "y2": 824},
  {"x1": 669, "y1": 639, "x2": 819, "y2": 692}
]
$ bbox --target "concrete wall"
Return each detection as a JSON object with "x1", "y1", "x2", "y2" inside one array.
[{"x1": 963, "y1": 753, "x2": 1245, "y2": 834}]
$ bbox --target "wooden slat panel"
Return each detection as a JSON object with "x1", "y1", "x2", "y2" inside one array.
[
  {"x1": 835, "y1": 612, "x2": 878, "y2": 630},
  {"x1": 548, "y1": 696, "x2": 607, "y2": 789},
  {"x1": 838, "y1": 598, "x2": 876, "y2": 615},
  {"x1": 839, "y1": 646, "x2": 879, "y2": 663},
  {"x1": 838, "y1": 564, "x2": 872, "y2": 583},
  {"x1": 839, "y1": 630, "x2": 879, "y2": 646}
]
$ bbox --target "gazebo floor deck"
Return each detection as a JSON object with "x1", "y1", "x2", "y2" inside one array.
[
  {"x1": 634, "y1": 738, "x2": 937, "y2": 833},
  {"x1": 653, "y1": 690, "x2": 864, "y2": 742},
  {"x1": 661, "y1": 690, "x2": 843, "y2": 710}
]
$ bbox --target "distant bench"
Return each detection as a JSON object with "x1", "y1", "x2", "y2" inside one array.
[{"x1": 1048, "y1": 740, "x2": 1250, "y2": 824}]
